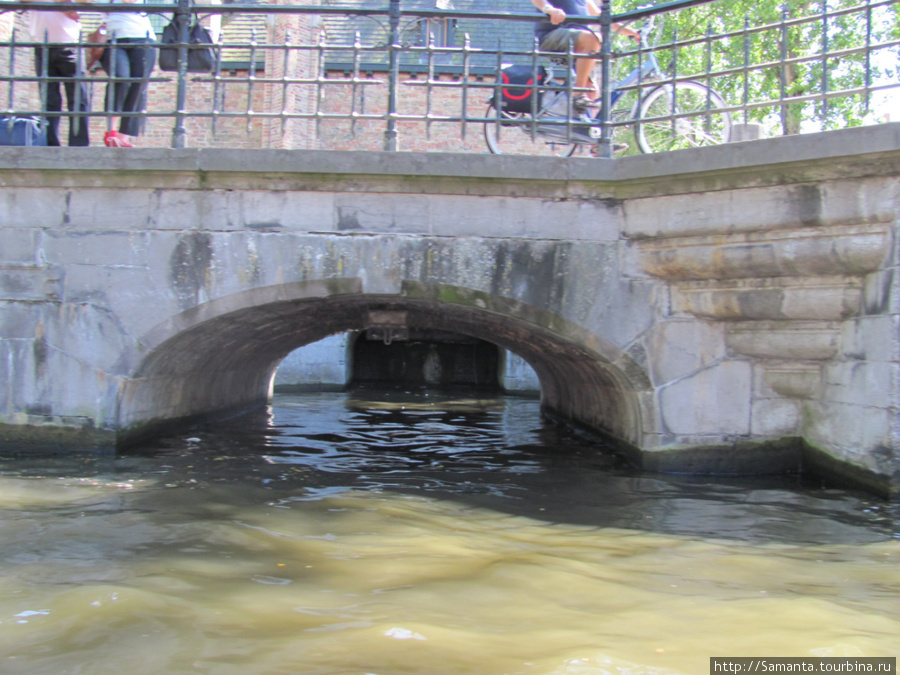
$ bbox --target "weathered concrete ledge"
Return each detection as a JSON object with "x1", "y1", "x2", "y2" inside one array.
[{"x1": 1, "y1": 122, "x2": 898, "y2": 199}]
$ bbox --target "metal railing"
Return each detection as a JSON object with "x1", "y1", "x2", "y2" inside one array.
[{"x1": 0, "y1": 0, "x2": 897, "y2": 155}]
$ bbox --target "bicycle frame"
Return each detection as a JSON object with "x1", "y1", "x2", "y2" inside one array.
[
  {"x1": 532, "y1": 51, "x2": 661, "y2": 139},
  {"x1": 606, "y1": 52, "x2": 664, "y2": 112}
]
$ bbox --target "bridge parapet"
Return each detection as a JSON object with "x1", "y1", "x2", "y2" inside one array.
[{"x1": 0, "y1": 123, "x2": 898, "y2": 496}]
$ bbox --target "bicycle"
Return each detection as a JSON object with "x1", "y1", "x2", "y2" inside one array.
[{"x1": 483, "y1": 21, "x2": 732, "y2": 157}]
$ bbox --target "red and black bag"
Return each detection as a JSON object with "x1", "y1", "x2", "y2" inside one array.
[{"x1": 497, "y1": 64, "x2": 547, "y2": 113}]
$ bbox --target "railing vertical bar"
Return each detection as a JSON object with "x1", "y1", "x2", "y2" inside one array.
[
  {"x1": 383, "y1": 0, "x2": 401, "y2": 151},
  {"x1": 705, "y1": 21, "x2": 713, "y2": 135},
  {"x1": 821, "y1": 0, "x2": 829, "y2": 129},
  {"x1": 38, "y1": 30, "x2": 48, "y2": 135},
  {"x1": 864, "y1": 0, "x2": 872, "y2": 114},
  {"x1": 670, "y1": 26, "x2": 678, "y2": 139},
  {"x1": 779, "y1": 4, "x2": 788, "y2": 136},
  {"x1": 245, "y1": 28, "x2": 258, "y2": 135},
  {"x1": 211, "y1": 33, "x2": 223, "y2": 138},
  {"x1": 742, "y1": 16, "x2": 750, "y2": 124},
  {"x1": 72, "y1": 30, "x2": 84, "y2": 138},
  {"x1": 425, "y1": 32, "x2": 435, "y2": 140},
  {"x1": 170, "y1": 0, "x2": 191, "y2": 148},
  {"x1": 315, "y1": 29, "x2": 325, "y2": 141},
  {"x1": 492, "y1": 39, "x2": 503, "y2": 145},
  {"x1": 351, "y1": 31, "x2": 362, "y2": 139},
  {"x1": 6, "y1": 26, "x2": 16, "y2": 116},
  {"x1": 597, "y1": 0, "x2": 612, "y2": 158},
  {"x1": 529, "y1": 35, "x2": 540, "y2": 141},
  {"x1": 564, "y1": 31, "x2": 575, "y2": 141},
  {"x1": 280, "y1": 33, "x2": 291, "y2": 138},
  {"x1": 459, "y1": 33, "x2": 471, "y2": 140}
]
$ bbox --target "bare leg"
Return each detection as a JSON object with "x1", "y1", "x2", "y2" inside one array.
[{"x1": 574, "y1": 30, "x2": 601, "y2": 98}]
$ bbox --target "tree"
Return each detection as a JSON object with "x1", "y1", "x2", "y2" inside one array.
[{"x1": 610, "y1": 0, "x2": 900, "y2": 134}]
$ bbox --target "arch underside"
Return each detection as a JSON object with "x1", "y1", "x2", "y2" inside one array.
[{"x1": 118, "y1": 282, "x2": 647, "y2": 451}]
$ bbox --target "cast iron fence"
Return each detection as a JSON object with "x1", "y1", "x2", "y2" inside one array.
[{"x1": 0, "y1": 0, "x2": 897, "y2": 155}]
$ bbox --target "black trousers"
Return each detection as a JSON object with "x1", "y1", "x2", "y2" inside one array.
[{"x1": 33, "y1": 45, "x2": 90, "y2": 147}]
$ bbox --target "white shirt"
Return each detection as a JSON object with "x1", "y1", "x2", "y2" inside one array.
[
  {"x1": 28, "y1": 10, "x2": 80, "y2": 43},
  {"x1": 106, "y1": 10, "x2": 154, "y2": 39}
]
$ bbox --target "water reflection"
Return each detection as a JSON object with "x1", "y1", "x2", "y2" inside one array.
[{"x1": 0, "y1": 391, "x2": 897, "y2": 674}]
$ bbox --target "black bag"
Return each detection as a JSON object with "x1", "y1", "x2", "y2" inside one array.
[
  {"x1": 158, "y1": 19, "x2": 216, "y2": 73},
  {"x1": 0, "y1": 117, "x2": 47, "y2": 146},
  {"x1": 497, "y1": 64, "x2": 547, "y2": 113}
]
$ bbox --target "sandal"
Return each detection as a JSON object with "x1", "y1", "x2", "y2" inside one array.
[{"x1": 104, "y1": 130, "x2": 134, "y2": 148}]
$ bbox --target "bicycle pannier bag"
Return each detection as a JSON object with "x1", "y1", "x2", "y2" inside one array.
[
  {"x1": 159, "y1": 20, "x2": 216, "y2": 73},
  {"x1": 498, "y1": 64, "x2": 546, "y2": 113},
  {"x1": 0, "y1": 117, "x2": 47, "y2": 146}
]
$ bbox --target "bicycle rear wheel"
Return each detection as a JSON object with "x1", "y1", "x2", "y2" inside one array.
[
  {"x1": 483, "y1": 103, "x2": 579, "y2": 158},
  {"x1": 634, "y1": 81, "x2": 731, "y2": 153}
]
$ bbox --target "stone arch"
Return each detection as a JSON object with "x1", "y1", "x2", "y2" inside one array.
[{"x1": 116, "y1": 280, "x2": 651, "y2": 451}]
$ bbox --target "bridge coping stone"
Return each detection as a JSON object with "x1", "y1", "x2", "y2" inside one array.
[{"x1": 1, "y1": 122, "x2": 898, "y2": 194}]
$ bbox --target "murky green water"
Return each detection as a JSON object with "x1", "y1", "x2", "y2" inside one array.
[{"x1": 1, "y1": 391, "x2": 897, "y2": 674}]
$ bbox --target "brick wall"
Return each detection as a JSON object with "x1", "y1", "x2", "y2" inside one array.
[{"x1": 1, "y1": 9, "x2": 511, "y2": 154}]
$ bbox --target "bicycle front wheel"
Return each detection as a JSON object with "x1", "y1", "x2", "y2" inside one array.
[
  {"x1": 483, "y1": 103, "x2": 579, "y2": 158},
  {"x1": 634, "y1": 81, "x2": 731, "y2": 154}
]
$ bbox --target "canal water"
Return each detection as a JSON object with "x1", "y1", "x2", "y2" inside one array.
[{"x1": 0, "y1": 391, "x2": 897, "y2": 674}]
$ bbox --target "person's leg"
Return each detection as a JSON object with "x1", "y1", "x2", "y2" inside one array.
[
  {"x1": 573, "y1": 30, "x2": 600, "y2": 98},
  {"x1": 102, "y1": 43, "x2": 132, "y2": 146},
  {"x1": 540, "y1": 27, "x2": 601, "y2": 111},
  {"x1": 56, "y1": 47, "x2": 90, "y2": 146},
  {"x1": 118, "y1": 42, "x2": 154, "y2": 137},
  {"x1": 34, "y1": 47, "x2": 62, "y2": 146}
]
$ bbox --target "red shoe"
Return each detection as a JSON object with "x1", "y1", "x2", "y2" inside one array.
[{"x1": 104, "y1": 130, "x2": 134, "y2": 148}]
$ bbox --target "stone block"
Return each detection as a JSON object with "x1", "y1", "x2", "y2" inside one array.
[
  {"x1": 0, "y1": 188, "x2": 68, "y2": 228},
  {"x1": 840, "y1": 314, "x2": 900, "y2": 362},
  {"x1": 67, "y1": 188, "x2": 155, "y2": 230},
  {"x1": 44, "y1": 302, "x2": 132, "y2": 374},
  {"x1": 862, "y1": 268, "x2": 899, "y2": 316},
  {"x1": 0, "y1": 302, "x2": 42, "y2": 339},
  {"x1": 728, "y1": 123, "x2": 765, "y2": 143},
  {"x1": 0, "y1": 265, "x2": 61, "y2": 301},
  {"x1": 153, "y1": 190, "x2": 232, "y2": 231},
  {"x1": 673, "y1": 278, "x2": 862, "y2": 321},
  {"x1": 645, "y1": 319, "x2": 725, "y2": 386},
  {"x1": 751, "y1": 397, "x2": 801, "y2": 436},
  {"x1": 0, "y1": 228, "x2": 40, "y2": 265},
  {"x1": 803, "y1": 400, "x2": 895, "y2": 474},
  {"x1": 637, "y1": 225, "x2": 890, "y2": 281},
  {"x1": 726, "y1": 321, "x2": 839, "y2": 360},
  {"x1": 659, "y1": 361, "x2": 752, "y2": 436},
  {"x1": 822, "y1": 360, "x2": 898, "y2": 408},
  {"x1": 43, "y1": 230, "x2": 151, "y2": 268},
  {"x1": 623, "y1": 184, "x2": 789, "y2": 239},
  {"x1": 58, "y1": 264, "x2": 171, "y2": 352},
  {"x1": 819, "y1": 175, "x2": 900, "y2": 231},
  {"x1": 333, "y1": 193, "x2": 430, "y2": 234},
  {"x1": 760, "y1": 364, "x2": 822, "y2": 399},
  {"x1": 0, "y1": 340, "x2": 9, "y2": 413},
  {"x1": 224, "y1": 190, "x2": 335, "y2": 232}
]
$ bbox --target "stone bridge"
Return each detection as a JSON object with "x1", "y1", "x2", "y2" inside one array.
[{"x1": 1, "y1": 124, "x2": 898, "y2": 497}]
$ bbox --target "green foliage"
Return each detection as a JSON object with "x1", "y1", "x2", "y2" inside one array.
[{"x1": 611, "y1": 0, "x2": 899, "y2": 133}]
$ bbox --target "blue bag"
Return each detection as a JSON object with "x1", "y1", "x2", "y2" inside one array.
[{"x1": 0, "y1": 117, "x2": 48, "y2": 147}]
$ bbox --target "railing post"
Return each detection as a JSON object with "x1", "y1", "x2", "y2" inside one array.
[
  {"x1": 383, "y1": 0, "x2": 401, "y2": 152},
  {"x1": 170, "y1": 0, "x2": 192, "y2": 149},
  {"x1": 596, "y1": 0, "x2": 613, "y2": 159}
]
